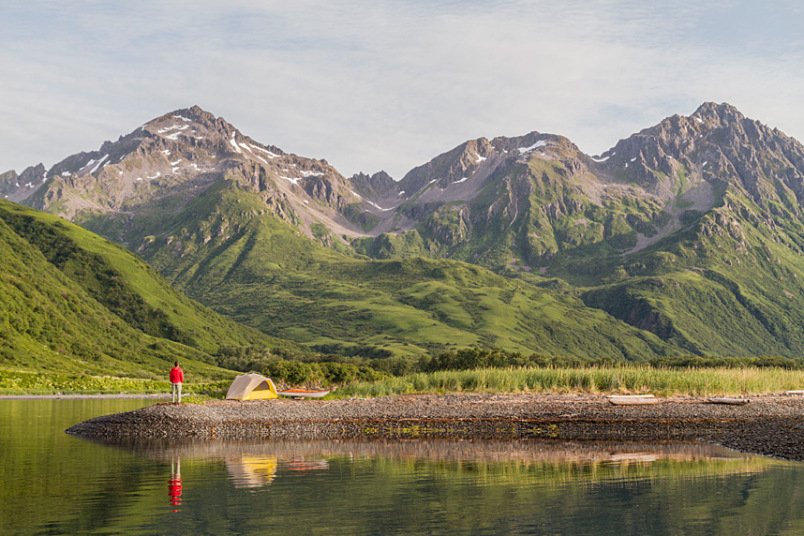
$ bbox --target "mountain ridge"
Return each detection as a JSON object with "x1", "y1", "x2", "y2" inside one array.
[{"x1": 7, "y1": 101, "x2": 803, "y2": 360}]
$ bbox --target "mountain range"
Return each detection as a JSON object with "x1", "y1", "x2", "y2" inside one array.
[{"x1": 3, "y1": 102, "x2": 802, "y2": 362}]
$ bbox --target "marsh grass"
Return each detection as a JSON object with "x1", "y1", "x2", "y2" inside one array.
[
  {"x1": 336, "y1": 366, "x2": 804, "y2": 398},
  {"x1": 3, "y1": 366, "x2": 801, "y2": 399}
]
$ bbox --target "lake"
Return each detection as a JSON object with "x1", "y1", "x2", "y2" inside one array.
[{"x1": 1, "y1": 398, "x2": 802, "y2": 535}]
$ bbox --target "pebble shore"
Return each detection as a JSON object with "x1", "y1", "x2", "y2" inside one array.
[{"x1": 66, "y1": 393, "x2": 804, "y2": 461}]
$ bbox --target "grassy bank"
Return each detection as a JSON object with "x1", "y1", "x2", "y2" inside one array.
[
  {"x1": 336, "y1": 366, "x2": 804, "y2": 398},
  {"x1": 0, "y1": 369, "x2": 230, "y2": 396}
]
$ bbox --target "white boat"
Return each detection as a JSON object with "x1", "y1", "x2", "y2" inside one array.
[
  {"x1": 706, "y1": 397, "x2": 750, "y2": 405},
  {"x1": 607, "y1": 394, "x2": 660, "y2": 406},
  {"x1": 784, "y1": 390, "x2": 804, "y2": 396}
]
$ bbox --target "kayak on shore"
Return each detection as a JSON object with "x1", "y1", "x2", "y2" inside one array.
[
  {"x1": 278, "y1": 389, "x2": 331, "y2": 399},
  {"x1": 607, "y1": 395, "x2": 660, "y2": 406}
]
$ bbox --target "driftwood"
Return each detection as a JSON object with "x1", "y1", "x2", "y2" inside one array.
[{"x1": 706, "y1": 397, "x2": 750, "y2": 406}]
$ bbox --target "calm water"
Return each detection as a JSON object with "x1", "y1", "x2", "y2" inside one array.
[{"x1": 1, "y1": 399, "x2": 803, "y2": 535}]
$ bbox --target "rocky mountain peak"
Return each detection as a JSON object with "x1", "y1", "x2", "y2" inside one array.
[
  {"x1": 397, "y1": 136, "x2": 503, "y2": 195},
  {"x1": 187, "y1": 104, "x2": 217, "y2": 121},
  {"x1": 144, "y1": 105, "x2": 218, "y2": 129},
  {"x1": 1, "y1": 164, "x2": 47, "y2": 202},
  {"x1": 141, "y1": 106, "x2": 253, "y2": 153},
  {"x1": 350, "y1": 170, "x2": 397, "y2": 200},
  {"x1": 692, "y1": 101, "x2": 745, "y2": 125},
  {"x1": 19, "y1": 105, "x2": 374, "y2": 240},
  {"x1": 596, "y1": 102, "x2": 804, "y2": 209},
  {"x1": 0, "y1": 169, "x2": 18, "y2": 199}
]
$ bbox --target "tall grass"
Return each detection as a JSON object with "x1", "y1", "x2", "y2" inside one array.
[
  {"x1": 3, "y1": 366, "x2": 802, "y2": 398},
  {"x1": 336, "y1": 366, "x2": 804, "y2": 398},
  {"x1": 0, "y1": 369, "x2": 230, "y2": 396}
]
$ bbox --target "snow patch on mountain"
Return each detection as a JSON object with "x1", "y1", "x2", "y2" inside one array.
[
  {"x1": 230, "y1": 134, "x2": 242, "y2": 154},
  {"x1": 280, "y1": 175, "x2": 301, "y2": 185},
  {"x1": 89, "y1": 155, "x2": 109, "y2": 174},
  {"x1": 518, "y1": 140, "x2": 547, "y2": 154},
  {"x1": 249, "y1": 144, "x2": 280, "y2": 158}
]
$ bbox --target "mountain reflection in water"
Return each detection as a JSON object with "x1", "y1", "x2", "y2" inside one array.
[{"x1": 113, "y1": 438, "x2": 774, "y2": 492}]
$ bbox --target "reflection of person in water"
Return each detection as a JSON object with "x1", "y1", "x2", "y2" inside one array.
[{"x1": 169, "y1": 457, "x2": 182, "y2": 512}]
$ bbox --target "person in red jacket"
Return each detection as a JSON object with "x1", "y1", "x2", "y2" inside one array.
[{"x1": 169, "y1": 361, "x2": 184, "y2": 403}]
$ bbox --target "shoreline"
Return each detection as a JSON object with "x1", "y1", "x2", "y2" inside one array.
[{"x1": 66, "y1": 393, "x2": 804, "y2": 462}]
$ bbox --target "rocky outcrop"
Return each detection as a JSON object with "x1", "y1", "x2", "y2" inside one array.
[
  {"x1": 1, "y1": 164, "x2": 46, "y2": 202},
  {"x1": 600, "y1": 102, "x2": 804, "y2": 213},
  {"x1": 350, "y1": 171, "x2": 397, "y2": 199},
  {"x1": 397, "y1": 137, "x2": 498, "y2": 193}
]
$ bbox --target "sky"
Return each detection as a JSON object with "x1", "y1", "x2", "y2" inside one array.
[{"x1": 2, "y1": 1, "x2": 804, "y2": 178}]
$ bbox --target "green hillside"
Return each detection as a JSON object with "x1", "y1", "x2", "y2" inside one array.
[
  {"x1": 0, "y1": 199, "x2": 297, "y2": 381},
  {"x1": 136, "y1": 186, "x2": 677, "y2": 360},
  {"x1": 131, "y1": 162, "x2": 803, "y2": 360},
  {"x1": 581, "y1": 191, "x2": 804, "y2": 356}
]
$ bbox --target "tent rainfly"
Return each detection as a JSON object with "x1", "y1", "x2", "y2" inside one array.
[{"x1": 225, "y1": 373, "x2": 279, "y2": 401}]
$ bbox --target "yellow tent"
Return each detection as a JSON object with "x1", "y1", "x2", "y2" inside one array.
[{"x1": 225, "y1": 373, "x2": 279, "y2": 400}]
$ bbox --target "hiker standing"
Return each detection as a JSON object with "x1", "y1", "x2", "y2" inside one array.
[{"x1": 170, "y1": 361, "x2": 184, "y2": 403}]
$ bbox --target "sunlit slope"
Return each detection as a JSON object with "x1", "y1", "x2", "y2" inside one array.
[
  {"x1": 141, "y1": 187, "x2": 677, "y2": 359},
  {"x1": 0, "y1": 199, "x2": 294, "y2": 378},
  {"x1": 581, "y1": 188, "x2": 804, "y2": 356}
]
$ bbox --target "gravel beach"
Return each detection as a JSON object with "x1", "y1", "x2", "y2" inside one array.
[{"x1": 66, "y1": 393, "x2": 804, "y2": 461}]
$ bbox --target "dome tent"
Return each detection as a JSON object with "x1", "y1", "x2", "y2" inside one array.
[{"x1": 225, "y1": 373, "x2": 279, "y2": 400}]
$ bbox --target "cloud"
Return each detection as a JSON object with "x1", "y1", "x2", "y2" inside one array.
[{"x1": 1, "y1": 1, "x2": 803, "y2": 178}]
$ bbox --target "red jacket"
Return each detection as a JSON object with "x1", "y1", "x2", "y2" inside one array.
[{"x1": 169, "y1": 366, "x2": 184, "y2": 384}]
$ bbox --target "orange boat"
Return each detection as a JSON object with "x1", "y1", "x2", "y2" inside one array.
[{"x1": 277, "y1": 388, "x2": 330, "y2": 399}]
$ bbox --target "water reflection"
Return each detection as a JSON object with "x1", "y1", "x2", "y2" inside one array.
[
  {"x1": 224, "y1": 456, "x2": 330, "y2": 488},
  {"x1": 226, "y1": 456, "x2": 278, "y2": 488},
  {"x1": 119, "y1": 438, "x2": 773, "y2": 490},
  {"x1": 168, "y1": 457, "x2": 182, "y2": 511},
  {"x1": 123, "y1": 438, "x2": 760, "y2": 464}
]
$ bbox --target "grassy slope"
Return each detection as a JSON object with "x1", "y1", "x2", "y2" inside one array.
[
  {"x1": 0, "y1": 199, "x2": 296, "y2": 382},
  {"x1": 1, "y1": 201, "x2": 299, "y2": 355},
  {"x1": 581, "y1": 191, "x2": 804, "y2": 357},
  {"x1": 143, "y1": 187, "x2": 678, "y2": 360}
]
